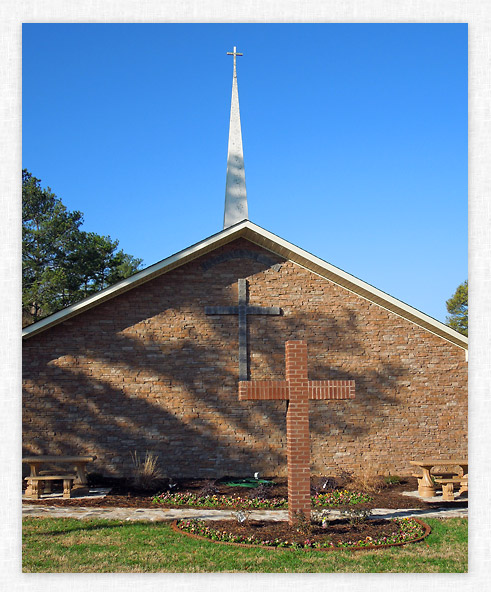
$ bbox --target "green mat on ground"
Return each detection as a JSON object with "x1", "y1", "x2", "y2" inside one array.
[{"x1": 221, "y1": 478, "x2": 273, "y2": 488}]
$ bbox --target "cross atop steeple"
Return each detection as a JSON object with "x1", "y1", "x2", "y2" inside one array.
[
  {"x1": 223, "y1": 46, "x2": 248, "y2": 229},
  {"x1": 227, "y1": 46, "x2": 243, "y2": 78}
]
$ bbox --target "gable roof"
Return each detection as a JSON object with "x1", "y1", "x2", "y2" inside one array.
[{"x1": 22, "y1": 220, "x2": 468, "y2": 350}]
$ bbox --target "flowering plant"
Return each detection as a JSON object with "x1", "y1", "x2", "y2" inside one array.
[
  {"x1": 176, "y1": 517, "x2": 427, "y2": 550},
  {"x1": 153, "y1": 489, "x2": 373, "y2": 510}
]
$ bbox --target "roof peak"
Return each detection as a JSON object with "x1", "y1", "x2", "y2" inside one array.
[
  {"x1": 223, "y1": 46, "x2": 248, "y2": 229},
  {"x1": 22, "y1": 219, "x2": 468, "y2": 351}
]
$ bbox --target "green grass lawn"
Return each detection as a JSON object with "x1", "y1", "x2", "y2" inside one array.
[{"x1": 22, "y1": 517, "x2": 467, "y2": 573}]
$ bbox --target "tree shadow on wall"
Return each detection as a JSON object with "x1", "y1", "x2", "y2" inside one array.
[{"x1": 23, "y1": 251, "x2": 409, "y2": 479}]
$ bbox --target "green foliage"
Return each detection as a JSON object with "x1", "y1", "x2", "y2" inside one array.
[
  {"x1": 446, "y1": 280, "x2": 468, "y2": 336},
  {"x1": 22, "y1": 170, "x2": 143, "y2": 325},
  {"x1": 384, "y1": 475, "x2": 401, "y2": 485}
]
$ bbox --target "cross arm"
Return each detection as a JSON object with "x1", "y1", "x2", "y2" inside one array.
[
  {"x1": 245, "y1": 306, "x2": 281, "y2": 315},
  {"x1": 308, "y1": 380, "x2": 355, "y2": 400},
  {"x1": 239, "y1": 380, "x2": 289, "y2": 401},
  {"x1": 205, "y1": 306, "x2": 239, "y2": 315}
]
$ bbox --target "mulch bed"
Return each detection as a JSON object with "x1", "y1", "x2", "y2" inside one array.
[
  {"x1": 172, "y1": 517, "x2": 431, "y2": 551},
  {"x1": 21, "y1": 476, "x2": 467, "y2": 511},
  {"x1": 181, "y1": 517, "x2": 401, "y2": 545}
]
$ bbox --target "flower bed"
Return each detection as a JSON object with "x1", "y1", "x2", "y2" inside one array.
[
  {"x1": 152, "y1": 489, "x2": 373, "y2": 510},
  {"x1": 312, "y1": 490, "x2": 373, "y2": 507},
  {"x1": 153, "y1": 491, "x2": 287, "y2": 509},
  {"x1": 173, "y1": 517, "x2": 430, "y2": 551}
]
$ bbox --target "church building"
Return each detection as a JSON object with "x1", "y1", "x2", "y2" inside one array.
[{"x1": 22, "y1": 48, "x2": 467, "y2": 480}]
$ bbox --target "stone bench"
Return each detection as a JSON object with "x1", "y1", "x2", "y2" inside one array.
[
  {"x1": 24, "y1": 475, "x2": 76, "y2": 500},
  {"x1": 38, "y1": 469, "x2": 65, "y2": 494},
  {"x1": 434, "y1": 476, "x2": 468, "y2": 501},
  {"x1": 412, "y1": 471, "x2": 458, "y2": 480},
  {"x1": 23, "y1": 455, "x2": 96, "y2": 498}
]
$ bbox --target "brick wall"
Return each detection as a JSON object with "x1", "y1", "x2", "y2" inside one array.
[{"x1": 22, "y1": 238, "x2": 468, "y2": 479}]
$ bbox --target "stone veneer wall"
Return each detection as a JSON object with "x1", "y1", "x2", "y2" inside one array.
[{"x1": 22, "y1": 238, "x2": 467, "y2": 479}]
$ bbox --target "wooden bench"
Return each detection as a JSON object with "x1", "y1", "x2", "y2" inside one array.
[
  {"x1": 434, "y1": 476, "x2": 468, "y2": 501},
  {"x1": 24, "y1": 475, "x2": 76, "y2": 500}
]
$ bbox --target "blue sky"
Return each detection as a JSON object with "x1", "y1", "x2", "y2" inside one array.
[{"x1": 22, "y1": 23, "x2": 467, "y2": 323}]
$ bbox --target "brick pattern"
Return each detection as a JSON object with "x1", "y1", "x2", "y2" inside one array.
[
  {"x1": 240, "y1": 341, "x2": 354, "y2": 523},
  {"x1": 286, "y1": 342, "x2": 319, "y2": 523},
  {"x1": 22, "y1": 238, "x2": 468, "y2": 482}
]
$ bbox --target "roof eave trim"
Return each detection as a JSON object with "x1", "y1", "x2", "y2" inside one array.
[
  {"x1": 22, "y1": 220, "x2": 251, "y2": 339},
  {"x1": 240, "y1": 223, "x2": 468, "y2": 350},
  {"x1": 22, "y1": 219, "x2": 468, "y2": 350}
]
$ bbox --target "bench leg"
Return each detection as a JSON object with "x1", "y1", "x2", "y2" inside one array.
[
  {"x1": 417, "y1": 477, "x2": 436, "y2": 498},
  {"x1": 26, "y1": 479, "x2": 40, "y2": 500},
  {"x1": 63, "y1": 479, "x2": 73, "y2": 499},
  {"x1": 441, "y1": 482, "x2": 455, "y2": 501}
]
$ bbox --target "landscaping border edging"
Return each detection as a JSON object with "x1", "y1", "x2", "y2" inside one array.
[{"x1": 171, "y1": 518, "x2": 431, "y2": 552}]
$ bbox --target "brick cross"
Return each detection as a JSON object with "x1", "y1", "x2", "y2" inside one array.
[
  {"x1": 205, "y1": 279, "x2": 281, "y2": 380},
  {"x1": 239, "y1": 340, "x2": 355, "y2": 524}
]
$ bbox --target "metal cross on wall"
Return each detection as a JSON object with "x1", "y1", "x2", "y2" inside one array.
[
  {"x1": 239, "y1": 340, "x2": 355, "y2": 525},
  {"x1": 205, "y1": 279, "x2": 281, "y2": 380}
]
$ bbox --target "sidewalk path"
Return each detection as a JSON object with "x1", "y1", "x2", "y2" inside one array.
[{"x1": 22, "y1": 504, "x2": 467, "y2": 522}]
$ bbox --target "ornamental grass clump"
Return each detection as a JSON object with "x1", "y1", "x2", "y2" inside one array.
[
  {"x1": 346, "y1": 467, "x2": 387, "y2": 494},
  {"x1": 130, "y1": 451, "x2": 164, "y2": 492}
]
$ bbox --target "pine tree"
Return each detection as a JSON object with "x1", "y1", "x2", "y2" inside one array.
[
  {"x1": 22, "y1": 170, "x2": 143, "y2": 325},
  {"x1": 446, "y1": 280, "x2": 468, "y2": 336}
]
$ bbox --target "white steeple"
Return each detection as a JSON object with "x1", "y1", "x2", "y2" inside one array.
[{"x1": 223, "y1": 46, "x2": 248, "y2": 229}]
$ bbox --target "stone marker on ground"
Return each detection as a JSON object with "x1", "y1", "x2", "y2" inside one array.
[{"x1": 239, "y1": 340, "x2": 355, "y2": 524}]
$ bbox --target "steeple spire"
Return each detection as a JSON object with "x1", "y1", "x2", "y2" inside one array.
[{"x1": 223, "y1": 46, "x2": 248, "y2": 229}]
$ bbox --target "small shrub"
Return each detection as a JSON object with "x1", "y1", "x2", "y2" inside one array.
[
  {"x1": 346, "y1": 468, "x2": 386, "y2": 494},
  {"x1": 340, "y1": 507, "x2": 373, "y2": 527},
  {"x1": 247, "y1": 483, "x2": 271, "y2": 499},
  {"x1": 311, "y1": 476, "x2": 337, "y2": 494},
  {"x1": 292, "y1": 510, "x2": 312, "y2": 536},
  {"x1": 197, "y1": 479, "x2": 218, "y2": 496},
  {"x1": 384, "y1": 474, "x2": 401, "y2": 486},
  {"x1": 335, "y1": 468, "x2": 354, "y2": 488},
  {"x1": 130, "y1": 451, "x2": 164, "y2": 492}
]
